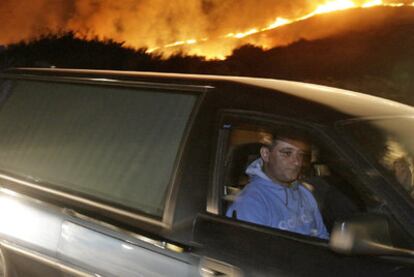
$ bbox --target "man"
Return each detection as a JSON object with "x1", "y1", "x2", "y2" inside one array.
[{"x1": 226, "y1": 129, "x2": 329, "y2": 239}]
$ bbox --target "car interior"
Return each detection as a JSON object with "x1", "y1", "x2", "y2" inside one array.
[{"x1": 219, "y1": 126, "x2": 365, "y2": 233}]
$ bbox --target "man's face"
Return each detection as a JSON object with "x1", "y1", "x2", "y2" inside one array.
[{"x1": 261, "y1": 138, "x2": 310, "y2": 185}]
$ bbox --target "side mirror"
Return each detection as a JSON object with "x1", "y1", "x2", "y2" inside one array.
[{"x1": 329, "y1": 214, "x2": 414, "y2": 257}]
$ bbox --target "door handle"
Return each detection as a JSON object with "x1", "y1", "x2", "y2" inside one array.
[
  {"x1": 200, "y1": 266, "x2": 225, "y2": 276},
  {"x1": 199, "y1": 257, "x2": 242, "y2": 277}
]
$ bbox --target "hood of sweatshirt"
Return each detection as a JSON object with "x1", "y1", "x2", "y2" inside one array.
[{"x1": 245, "y1": 158, "x2": 271, "y2": 181}]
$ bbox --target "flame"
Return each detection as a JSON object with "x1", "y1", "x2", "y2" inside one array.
[
  {"x1": 312, "y1": 0, "x2": 356, "y2": 14},
  {"x1": 1, "y1": 0, "x2": 413, "y2": 60},
  {"x1": 154, "y1": 0, "x2": 414, "y2": 59},
  {"x1": 164, "y1": 39, "x2": 198, "y2": 48},
  {"x1": 262, "y1": 18, "x2": 291, "y2": 31},
  {"x1": 363, "y1": 0, "x2": 384, "y2": 7},
  {"x1": 227, "y1": 28, "x2": 259, "y2": 39}
]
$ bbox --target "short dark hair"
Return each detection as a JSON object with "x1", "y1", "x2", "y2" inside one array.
[{"x1": 261, "y1": 127, "x2": 311, "y2": 149}]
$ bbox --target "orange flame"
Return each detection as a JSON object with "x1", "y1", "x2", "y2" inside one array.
[
  {"x1": 153, "y1": 0, "x2": 414, "y2": 59},
  {"x1": 1, "y1": 0, "x2": 413, "y2": 60}
]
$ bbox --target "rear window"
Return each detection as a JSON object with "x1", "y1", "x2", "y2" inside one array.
[{"x1": 0, "y1": 79, "x2": 197, "y2": 217}]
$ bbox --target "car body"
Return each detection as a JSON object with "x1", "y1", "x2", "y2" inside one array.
[{"x1": 0, "y1": 67, "x2": 413, "y2": 276}]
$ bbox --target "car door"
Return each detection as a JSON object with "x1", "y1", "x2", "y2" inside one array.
[
  {"x1": 0, "y1": 186, "x2": 200, "y2": 277},
  {"x1": 0, "y1": 74, "x2": 205, "y2": 276},
  {"x1": 192, "y1": 110, "x2": 414, "y2": 276},
  {"x1": 56, "y1": 212, "x2": 199, "y2": 277}
]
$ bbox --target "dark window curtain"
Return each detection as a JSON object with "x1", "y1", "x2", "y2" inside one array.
[{"x1": 0, "y1": 80, "x2": 197, "y2": 217}]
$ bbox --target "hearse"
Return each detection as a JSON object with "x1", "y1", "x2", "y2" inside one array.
[{"x1": 0, "y1": 68, "x2": 413, "y2": 276}]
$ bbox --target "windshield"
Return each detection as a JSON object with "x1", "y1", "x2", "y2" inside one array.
[{"x1": 340, "y1": 116, "x2": 414, "y2": 200}]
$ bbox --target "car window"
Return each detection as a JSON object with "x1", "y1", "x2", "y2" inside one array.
[
  {"x1": 339, "y1": 116, "x2": 414, "y2": 201},
  {"x1": 0, "y1": 79, "x2": 198, "y2": 218},
  {"x1": 212, "y1": 114, "x2": 367, "y2": 237}
]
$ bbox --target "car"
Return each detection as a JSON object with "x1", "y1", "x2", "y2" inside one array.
[{"x1": 0, "y1": 67, "x2": 413, "y2": 276}]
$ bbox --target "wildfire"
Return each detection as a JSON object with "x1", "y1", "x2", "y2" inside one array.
[
  {"x1": 312, "y1": 0, "x2": 356, "y2": 14},
  {"x1": 1, "y1": 0, "x2": 414, "y2": 60},
  {"x1": 154, "y1": 0, "x2": 414, "y2": 59}
]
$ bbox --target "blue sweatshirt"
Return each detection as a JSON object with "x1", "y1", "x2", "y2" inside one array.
[{"x1": 226, "y1": 158, "x2": 329, "y2": 239}]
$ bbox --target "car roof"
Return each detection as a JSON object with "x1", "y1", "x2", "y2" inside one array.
[{"x1": 3, "y1": 67, "x2": 414, "y2": 120}]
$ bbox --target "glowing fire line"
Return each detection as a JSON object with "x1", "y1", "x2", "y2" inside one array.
[{"x1": 148, "y1": 0, "x2": 414, "y2": 56}]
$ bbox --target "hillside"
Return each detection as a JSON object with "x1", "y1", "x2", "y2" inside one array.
[
  {"x1": 0, "y1": 6, "x2": 413, "y2": 105},
  {"x1": 242, "y1": 6, "x2": 414, "y2": 49}
]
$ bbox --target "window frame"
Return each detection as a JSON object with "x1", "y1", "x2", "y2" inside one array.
[
  {"x1": 207, "y1": 109, "x2": 379, "y2": 236},
  {"x1": 336, "y1": 116, "x2": 414, "y2": 207},
  {"x1": 0, "y1": 74, "x2": 208, "y2": 230},
  {"x1": 333, "y1": 117, "x2": 414, "y2": 238}
]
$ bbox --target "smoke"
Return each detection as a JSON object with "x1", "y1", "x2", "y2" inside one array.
[
  {"x1": 0, "y1": 1, "x2": 314, "y2": 46},
  {"x1": 0, "y1": 0, "x2": 412, "y2": 57},
  {"x1": 0, "y1": 0, "x2": 72, "y2": 43}
]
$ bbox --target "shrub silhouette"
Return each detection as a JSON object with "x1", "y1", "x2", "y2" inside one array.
[{"x1": 1, "y1": 26, "x2": 413, "y2": 105}]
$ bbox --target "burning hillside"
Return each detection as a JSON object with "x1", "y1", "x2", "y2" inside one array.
[
  {"x1": 154, "y1": 1, "x2": 414, "y2": 58},
  {"x1": 1, "y1": 0, "x2": 414, "y2": 59},
  {"x1": 243, "y1": 5, "x2": 414, "y2": 50},
  {"x1": 1, "y1": 5, "x2": 413, "y2": 104}
]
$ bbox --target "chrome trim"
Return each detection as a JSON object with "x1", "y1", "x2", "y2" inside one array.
[
  {"x1": 199, "y1": 257, "x2": 243, "y2": 277},
  {"x1": 0, "y1": 174, "x2": 167, "y2": 228},
  {"x1": 0, "y1": 186, "x2": 185, "y2": 255},
  {"x1": 0, "y1": 73, "x2": 213, "y2": 93},
  {"x1": 63, "y1": 209, "x2": 185, "y2": 254},
  {"x1": 0, "y1": 240, "x2": 97, "y2": 277}
]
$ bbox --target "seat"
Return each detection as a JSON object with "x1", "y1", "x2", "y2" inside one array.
[
  {"x1": 303, "y1": 160, "x2": 363, "y2": 232},
  {"x1": 222, "y1": 142, "x2": 262, "y2": 208}
]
